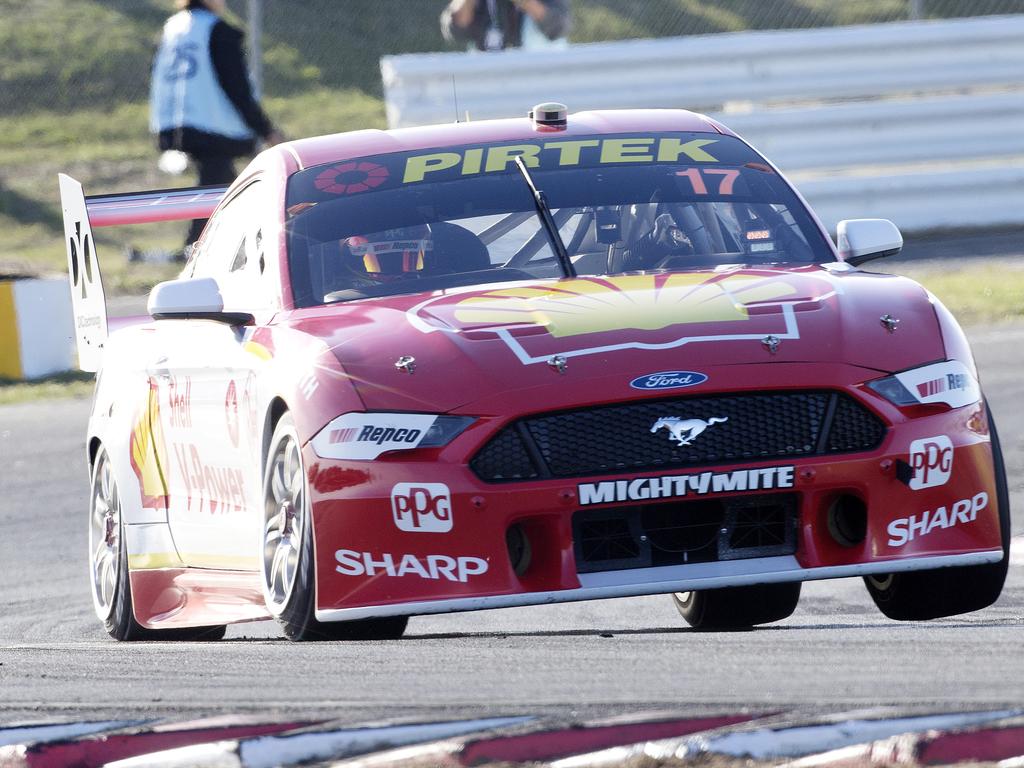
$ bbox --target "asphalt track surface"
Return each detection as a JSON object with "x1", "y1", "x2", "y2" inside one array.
[{"x1": 1, "y1": 324, "x2": 1023, "y2": 725}]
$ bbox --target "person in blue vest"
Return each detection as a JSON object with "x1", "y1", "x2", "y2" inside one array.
[
  {"x1": 150, "y1": 0, "x2": 282, "y2": 253},
  {"x1": 441, "y1": 0, "x2": 572, "y2": 51}
]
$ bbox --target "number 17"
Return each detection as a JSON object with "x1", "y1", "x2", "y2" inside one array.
[{"x1": 675, "y1": 168, "x2": 740, "y2": 195}]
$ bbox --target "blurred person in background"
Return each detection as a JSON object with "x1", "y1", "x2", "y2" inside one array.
[
  {"x1": 150, "y1": 0, "x2": 283, "y2": 257},
  {"x1": 441, "y1": 0, "x2": 572, "y2": 51}
]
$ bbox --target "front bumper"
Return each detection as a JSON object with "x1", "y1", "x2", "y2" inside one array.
[{"x1": 307, "y1": 398, "x2": 1003, "y2": 621}]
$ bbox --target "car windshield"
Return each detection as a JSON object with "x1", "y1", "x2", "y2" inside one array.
[{"x1": 285, "y1": 132, "x2": 833, "y2": 307}]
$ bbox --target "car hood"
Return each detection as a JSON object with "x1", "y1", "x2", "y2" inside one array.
[{"x1": 289, "y1": 266, "x2": 945, "y2": 414}]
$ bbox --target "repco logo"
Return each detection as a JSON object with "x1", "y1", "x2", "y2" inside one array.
[
  {"x1": 344, "y1": 425, "x2": 422, "y2": 446},
  {"x1": 908, "y1": 435, "x2": 953, "y2": 490},
  {"x1": 391, "y1": 483, "x2": 452, "y2": 533}
]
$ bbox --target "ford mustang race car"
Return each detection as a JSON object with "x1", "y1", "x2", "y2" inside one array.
[{"x1": 60, "y1": 103, "x2": 1009, "y2": 641}]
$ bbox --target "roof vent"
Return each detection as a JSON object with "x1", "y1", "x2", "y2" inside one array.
[{"x1": 529, "y1": 102, "x2": 568, "y2": 131}]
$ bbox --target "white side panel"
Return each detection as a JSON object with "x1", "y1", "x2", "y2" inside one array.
[
  {"x1": 148, "y1": 321, "x2": 265, "y2": 570},
  {"x1": 125, "y1": 522, "x2": 183, "y2": 570},
  {"x1": 88, "y1": 326, "x2": 172, "y2": 531}
]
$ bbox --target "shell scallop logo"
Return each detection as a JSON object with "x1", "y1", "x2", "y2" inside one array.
[
  {"x1": 129, "y1": 383, "x2": 169, "y2": 508},
  {"x1": 314, "y1": 161, "x2": 390, "y2": 195},
  {"x1": 406, "y1": 272, "x2": 834, "y2": 365},
  {"x1": 452, "y1": 274, "x2": 792, "y2": 338}
]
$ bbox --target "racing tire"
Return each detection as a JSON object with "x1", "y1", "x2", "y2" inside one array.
[
  {"x1": 672, "y1": 582, "x2": 802, "y2": 629},
  {"x1": 864, "y1": 404, "x2": 1010, "y2": 621},
  {"x1": 90, "y1": 447, "x2": 226, "y2": 641},
  {"x1": 262, "y1": 413, "x2": 408, "y2": 642}
]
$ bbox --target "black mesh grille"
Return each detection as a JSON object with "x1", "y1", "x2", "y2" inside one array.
[
  {"x1": 468, "y1": 427, "x2": 538, "y2": 481},
  {"x1": 827, "y1": 394, "x2": 887, "y2": 453},
  {"x1": 471, "y1": 391, "x2": 885, "y2": 482}
]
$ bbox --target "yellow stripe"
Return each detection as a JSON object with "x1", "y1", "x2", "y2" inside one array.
[
  {"x1": 128, "y1": 552, "x2": 184, "y2": 570},
  {"x1": 129, "y1": 552, "x2": 260, "y2": 571},
  {"x1": 242, "y1": 341, "x2": 272, "y2": 362},
  {"x1": 0, "y1": 282, "x2": 22, "y2": 380}
]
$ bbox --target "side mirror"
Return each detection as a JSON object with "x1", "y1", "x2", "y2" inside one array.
[
  {"x1": 837, "y1": 219, "x2": 903, "y2": 266},
  {"x1": 148, "y1": 277, "x2": 253, "y2": 325}
]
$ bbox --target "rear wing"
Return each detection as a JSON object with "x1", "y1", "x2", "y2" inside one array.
[{"x1": 57, "y1": 174, "x2": 227, "y2": 371}]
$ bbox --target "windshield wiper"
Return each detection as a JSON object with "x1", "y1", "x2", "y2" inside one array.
[{"x1": 514, "y1": 156, "x2": 576, "y2": 278}]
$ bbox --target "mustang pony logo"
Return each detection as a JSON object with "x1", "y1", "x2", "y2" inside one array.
[
  {"x1": 406, "y1": 272, "x2": 835, "y2": 365},
  {"x1": 651, "y1": 416, "x2": 728, "y2": 446}
]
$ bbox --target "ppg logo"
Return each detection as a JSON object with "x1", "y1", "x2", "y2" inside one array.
[
  {"x1": 908, "y1": 435, "x2": 954, "y2": 490},
  {"x1": 391, "y1": 483, "x2": 453, "y2": 533}
]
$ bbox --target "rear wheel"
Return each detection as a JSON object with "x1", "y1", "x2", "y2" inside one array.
[
  {"x1": 261, "y1": 413, "x2": 407, "y2": 641},
  {"x1": 90, "y1": 446, "x2": 225, "y2": 641},
  {"x1": 673, "y1": 582, "x2": 802, "y2": 629},
  {"x1": 864, "y1": 404, "x2": 1010, "y2": 620}
]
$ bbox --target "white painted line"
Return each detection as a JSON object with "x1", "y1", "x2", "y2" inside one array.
[
  {"x1": 107, "y1": 717, "x2": 531, "y2": 768},
  {"x1": 780, "y1": 735, "x2": 918, "y2": 767},
  {"x1": 0, "y1": 720, "x2": 139, "y2": 748},
  {"x1": 551, "y1": 744, "x2": 644, "y2": 768},
  {"x1": 331, "y1": 737, "x2": 464, "y2": 767},
  {"x1": 106, "y1": 738, "x2": 239, "y2": 768}
]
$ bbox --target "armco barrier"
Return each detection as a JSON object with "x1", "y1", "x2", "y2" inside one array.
[
  {"x1": 380, "y1": 16, "x2": 1024, "y2": 127},
  {"x1": 381, "y1": 15, "x2": 1024, "y2": 233},
  {"x1": 0, "y1": 277, "x2": 75, "y2": 380},
  {"x1": 793, "y1": 163, "x2": 1024, "y2": 234}
]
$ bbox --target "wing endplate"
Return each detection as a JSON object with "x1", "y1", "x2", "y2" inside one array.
[{"x1": 58, "y1": 173, "x2": 109, "y2": 372}]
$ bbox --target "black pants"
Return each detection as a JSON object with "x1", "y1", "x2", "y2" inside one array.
[{"x1": 184, "y1": 154, "x2": 237, "y2": 247}]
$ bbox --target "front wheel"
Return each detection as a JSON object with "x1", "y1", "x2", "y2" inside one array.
[
  {"x1": 864, "y1": 404, "x2": 1010, "y2": 621},
  {"x1": 673, "y1": 582, "x2": 802, "y2": 629},
  {"x1": 261, "y1": 413, "x2": 408, "y2": 641}
]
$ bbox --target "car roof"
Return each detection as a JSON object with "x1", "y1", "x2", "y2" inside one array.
[{"x1": 280, "y1": 108, "x2": 733, "y2": 173}]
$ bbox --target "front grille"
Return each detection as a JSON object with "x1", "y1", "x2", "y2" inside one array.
[
  {"x1": 826, "y1": 394, "x2": 886, "y2": 453},
  {"x1": 471, "y1": 391, "x2": 885, "y2": 482},
  {"x1": 573, "y1": 493, "x2": 798, "y2": 573},
  {"x1": 468, "y1": 427, "x2": 538, "y2": 481}
]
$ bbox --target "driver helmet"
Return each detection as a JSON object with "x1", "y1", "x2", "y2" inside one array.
[{"x1": 340, "y1": 225, "x2": 433, "y2": 283}]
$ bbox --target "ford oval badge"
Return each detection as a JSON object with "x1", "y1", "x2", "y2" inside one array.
[{"x1": 630, "y1": 371, "x2": 708, "y2": 391}]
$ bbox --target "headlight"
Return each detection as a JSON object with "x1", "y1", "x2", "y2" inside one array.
[
  {"x1": 419, "y1": 416, "x2": 475, "y2": 447},
  {"x1": 310, "y1": 412, "x2": 474, "y2": 460},
  {"x1": 866, "y1": 376, "x2": 917, "y2": 406},
  {"x1": 867, "y1": 360, "x2": 980, "y2": 409}
]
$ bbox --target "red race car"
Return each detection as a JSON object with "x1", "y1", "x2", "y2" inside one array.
[{"x1": 60, "y1": 104, "x2": 1009, "y2": 641}]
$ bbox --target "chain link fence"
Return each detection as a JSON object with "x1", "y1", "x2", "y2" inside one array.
[{"x1": 3, "y1": 0, "x2": 1024, "y2": 115}]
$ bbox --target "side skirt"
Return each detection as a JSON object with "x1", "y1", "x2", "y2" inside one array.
[{"x1": 130, "y1": 568, "x2": 270, "y2": 629}]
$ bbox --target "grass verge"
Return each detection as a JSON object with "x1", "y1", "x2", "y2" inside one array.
[
  {"x1": 0, "y1": 371, "x2": 94, "y2": 406},
  {"x1": 891, "y1": 260, "x2": 1024, "y2": 326},
  {"x1": 0, "y1": 88, "x2": 386, "y2": 292}
]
